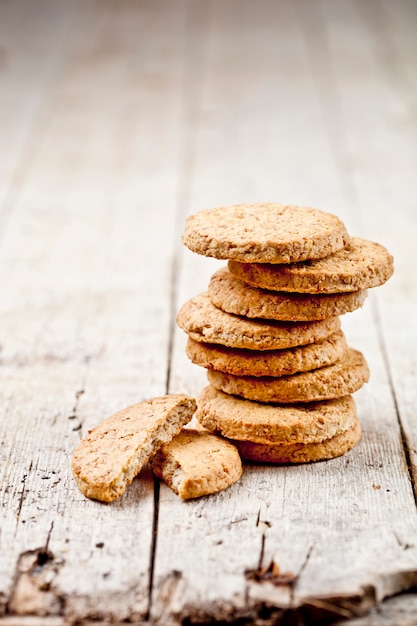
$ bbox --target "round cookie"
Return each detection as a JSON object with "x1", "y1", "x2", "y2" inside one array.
[
  {"x1": 228, "y1": 419, "x2": 361, "y2": 464},
  {"x1": 177, "y1": 293, "x2": 341, "y2": 350},
  {"x1": 151, "y1": 429, "x2": 242, "y2": 499},
  {"x1": 186, "y1": 331, "x2": 347, "y2": 377},
  {"x1": 196, "y1": 385, "x2": 357, "y2": 445},
  {"x1": 182, "y1": 203, "x2": 350, "y2": 263},
  {"x1": 207, "y1": 347, "x2": 370, "y2": 403},
  {"x1": 209, "y1": 267, "x2": 367, "y2": 321},
  {"x1": 228, "y1": 237, "x2": 394, "y2": 294}
]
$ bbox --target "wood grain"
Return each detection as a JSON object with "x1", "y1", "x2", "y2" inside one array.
[
  {"x1": 154, "y1": 0, "x2": 417, "y2": 623},
  {"x1": 0, "y1": 0, "x2": 188, "y2": 621},
  {"x1": 320, "y1": 0, "x2": 417, "y2": 495},
  {"x1": 0, "y1": 0, "x2": 416, "y2": 624}
]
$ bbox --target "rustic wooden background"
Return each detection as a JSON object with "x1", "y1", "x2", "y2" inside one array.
[{"x1": 1, "y1": 1, "x2": 416, "y2": 624}]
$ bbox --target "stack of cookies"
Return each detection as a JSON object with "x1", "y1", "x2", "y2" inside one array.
[{"x1": 178, "y1": 203, "x2": 393, "y2": 464}]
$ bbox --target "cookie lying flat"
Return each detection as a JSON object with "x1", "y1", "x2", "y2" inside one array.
[
  {"x1": 186, "y1": 331, "x2": 347, "y2": 377},
  {"x1": 228, "y1": 237, "x2": 394, "y2": 294},
  {"x1": 151, "y1": 429, "x2": 242, "y2": 499},
  {"x1": 177, "y1": 292, "x2": 341, "y2": 350},
  {"x1": 72, "y1": 394, "x2": 196, "y2": 502},
  {"x1": 228, "y1": 418, "x2": 361, "y2": 464},
  {"x1": 209, "y1": 267, "x2": 367, "y2": 321},
  {"x1": 182, "y1": 203, "x2": 349, "y2": 263},
  {"x1": 196, "y1": 385, "x2": 356, "y2": 444},
  {"x1": 207, "y1": 347, "x2": 370, "y2": 403}
]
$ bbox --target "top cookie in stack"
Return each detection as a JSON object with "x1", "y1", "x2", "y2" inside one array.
[
  {"x1": 179, "y1": 203, "x2": 393, "y2": 464},
  {"x1": 183, "y1": 203, "x2": 350, "y2": 264}
]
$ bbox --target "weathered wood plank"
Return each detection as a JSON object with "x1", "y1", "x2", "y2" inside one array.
[
  {"x1": 319, "y1": 0, "x2": 417, "y2": 493},
  {"x1": 152, "y1": 0, "x2": 417, "y2": 623},
  {"x1": 0, "y1": 0, "x2": 92, "y2": 224},
  {"x1": 0, "y1": 0, "x2": 416, "y2": 624},
  {"x1": 0, "y1": 0, "x2": 188, "y2": 621}
]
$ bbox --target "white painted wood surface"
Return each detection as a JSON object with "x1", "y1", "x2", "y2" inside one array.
[{"x1": 0, "y1": 1, "x2": 416, "y2": 624}]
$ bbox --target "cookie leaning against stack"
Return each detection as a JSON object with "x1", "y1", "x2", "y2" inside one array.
[{"x1": 180, "y1": 202, "x2": 393, "y2": 464}]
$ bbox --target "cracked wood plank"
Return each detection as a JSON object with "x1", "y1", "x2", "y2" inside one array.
[
  {"x1": 0, "y1": 0, "x2": 189, "y2": 622},
  {"x1": 335, "y1": 592, "x2": 417, "y2": 626},
  {"x1": 151, "y1": 0, "x2": 417, "y2": 623}
]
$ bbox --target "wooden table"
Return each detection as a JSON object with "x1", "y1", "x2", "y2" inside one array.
[{"x1": 1, "y1": 1, "x2": 416, "y2": 624}]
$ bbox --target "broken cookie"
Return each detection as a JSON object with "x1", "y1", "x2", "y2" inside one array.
[
  {"x1": 72, "y1": 394, "x2": 196, "y2": 502},
  {"x1": 152, "y1": 429, "x2": 242, "y2": 499}
]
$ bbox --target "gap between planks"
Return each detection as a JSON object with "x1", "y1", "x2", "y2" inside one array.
[{"x1": 146, "y1": 0, "x2": 214, "y2": 619}]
